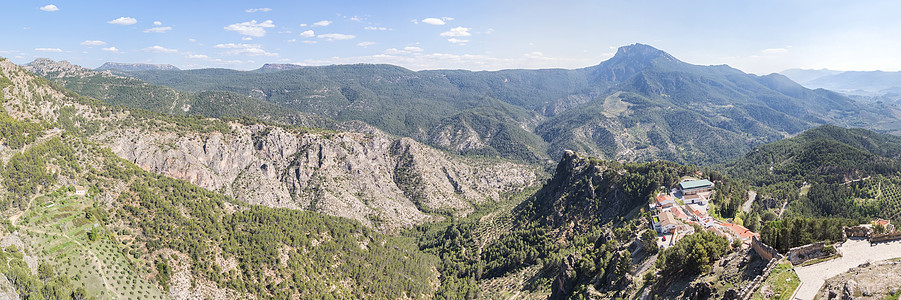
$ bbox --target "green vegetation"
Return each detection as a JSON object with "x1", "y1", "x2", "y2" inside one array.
[
  {"x1": 42, "y1": 72, "x2": 334, "y2": 130},
  {"x1": 0, "y1": 251, "x2": 84, "y2": 300},
  {"x1": 758, "y1": 217, "x2": 858, "y2": 252},
  {"x1": 0, "y1": 107, "x2": 45, "y2": 149},
  {"x1": 2, "y1": 137, "x2": 77, "y2": 209},
  {"x1": 656, "y1": 226, "x2": 730, "y2": 276},
  {"x1": 751, "y1": 263, "x2": 799, "y2": 300}
]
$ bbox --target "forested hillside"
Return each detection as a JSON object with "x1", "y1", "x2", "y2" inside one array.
[
  {"x1": 25, "y1": 58, "x2": 335, "y2": 130},
  {"x1": 724, "y1": 125, "x2": 901, "y2": 248}
]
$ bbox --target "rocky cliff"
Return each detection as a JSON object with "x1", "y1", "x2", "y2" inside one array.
[{"x1": 99, "y1": 122, "x2": 537, "y2": 231}]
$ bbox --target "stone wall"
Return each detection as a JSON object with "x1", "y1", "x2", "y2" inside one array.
[
  {"x1": 787, "y1": 242, "x2": 825, "y2": 265},
  {"x1": 844, "y1": 226, "x2": 871, "y2": 238},
  {"x1": 751, "y1": 236, "x2": 782, "y2": 261},
  {"x1": 870, "y1": 231, "x2": 901, "y2": 243}
]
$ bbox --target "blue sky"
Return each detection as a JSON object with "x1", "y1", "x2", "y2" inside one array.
[{"x1": 2, "y1": 0, "x2": 900, "y2": 74}]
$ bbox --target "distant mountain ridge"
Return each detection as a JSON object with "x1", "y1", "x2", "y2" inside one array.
[
  {"x1": 781, "y1": 68, "x2": 901, "y2": 96},
  {"x1": 97, "y1": 62, "x2": 180, "y2": 71},
  {"x1": 254, "y1": 63, "x2": 307, "y2": 72}
]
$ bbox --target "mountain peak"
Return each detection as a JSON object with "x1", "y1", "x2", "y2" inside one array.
[
  {"x1": 612, "y1": 43, "x2": 678, "y2": 62},
  {"x1": 590, "y1": 43, "x2": 681, "y2": 82}
]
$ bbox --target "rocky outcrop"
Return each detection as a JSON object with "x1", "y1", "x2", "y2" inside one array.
[
  {"x1": 100, "y1": 122, "x2": 537, "y2": 232},
  {"x1": 550, "y1": 253, "x2": 580, "y2": 300},
  {"x1": 25, "y1": 58, "x2": 110, "y2": 78},
  {"x1": 525, "y1": 150, "x2": 636, "y2": 232},
  {"x1": 821, "y1": 260, "x2": 901, "y2": 300}
]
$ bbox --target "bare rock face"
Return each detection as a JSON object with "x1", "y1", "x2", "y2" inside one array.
[{"x1": 101, "y1": 122, "x2": 537, "y2": 232}]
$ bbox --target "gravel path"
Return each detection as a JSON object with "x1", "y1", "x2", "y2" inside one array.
[{"x1": 793, "y1": 238, "x2": 901, "y2": 299}]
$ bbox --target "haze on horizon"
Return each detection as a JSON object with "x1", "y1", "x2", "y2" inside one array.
[{"x1": 2, "y1": 0, "x2": 900, "y2": 74}]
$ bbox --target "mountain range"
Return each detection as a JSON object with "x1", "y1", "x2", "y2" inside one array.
[
  {"x1": 37, "y1": 43, "x2": 899, "y2": 165},
  {"x1": 781, "y1": 68, "x2": 901, "y2": 98},
  {"x1": 97, "y1": 62, "x2": 180, "y2": 72}
]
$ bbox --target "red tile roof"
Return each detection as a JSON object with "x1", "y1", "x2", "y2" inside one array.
[
  {"x1": 721, "y1": 223, "x2": 759, "y2": 240},
  {"x1": 670, "y1": 206, "x2": 689, "y2": 220},
  {"x1": 656, "y1": 194, "x2": 674, "y2": 203}
]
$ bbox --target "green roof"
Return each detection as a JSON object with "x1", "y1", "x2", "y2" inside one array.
[{"x1": 680, "y1": 179, "x2": 713, "y2": 190}]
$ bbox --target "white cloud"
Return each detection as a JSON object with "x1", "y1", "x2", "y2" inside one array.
[
  {"x1": 224, "y1": 20, "x2": 275, "y2": 37},
  {"x1": 39, "y1": 5, "x2": 59, "y2": 12},
  {"x1": 312, "y1": 20, "x2": 332, "y2": 27},
  {"x1": 404, "y1": 46, "x2": 424, "y2": 52},
  {"x1": 317, "y1": 33, "x2": 355, "y2": 41},
  {"x1": 357, "y1": 41, "x2": 376, "y2": 47},
  {"x1": 441, "y1": 27, "x2": 471, "y2": 37},
  {"x1": 144, "y1": 26, "x2": 172, "y2": 33},
  {"x1": 485, "y1": 28, "x2": 494, "y2": 34},
  {"x1": 153, "y1": 21, "x2": 162, "y2": 26},
  {"x1": 188, "y1": 38, "x2": 197, "y2": 42},
  {"x1": 448, "y1": 38, "x2": 469, "y2": 44},
  {"x1": 421, "y1": 18, "x2": 445, "y2": 25},
  {"x1": 761, "y1": 47, "x2": 791, "y2": 54},
  {"x1": 242, "y1": 37, "x2": 253, "y2": 41},
  {"x1": 349, "y1": 16, "x2": 363, "y2": 22},
  {"x1": 143, "y1": 45, "x2": 178, "y2": 53},
  {"x1": 35, "y1": 48, "x2": 63, "y2": 52},
  {"x1": 245, "y1": 8, "x2": 271, "y2": 13},
  {"x1": 187, "y1": 54, "x2": 209, "y2": 59},
  {"x1": 383, "y1": 48, "x2": 410, "y2": 55},
  {"x1": 80, "y1": 40, "x2": 106, "y2": 46},
  {"x1": 286, "y1": 39, "x2": 297, "y2": 43},
  {"x1": 101, "y1": 47, "x2": 120, "y2": 52},
  {"x1": 302, "y1": 41, "x2": 317, "y2": 44},
  {"x1": 365, "y1": 26, "x2": 388, "y2": 31},
  {"x1": 214, "y1": 43, "x2": 278, "y2": 57},
  {"x1": 300, "y1": 30, "x2": 315, "y2": 37},
  {"x1": 108, "y1": 17, "x2": 138, "y2": 25},
  {"x1": 300, "y1": 23, "x2": 307, "y2": 27}
]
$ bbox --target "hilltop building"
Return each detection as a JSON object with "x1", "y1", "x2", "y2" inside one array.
[
  {"x1": 655, "y1": 210, "x2": 678, "y2": 234},
  {"x1": 679, "y1": 179, "x2": 714, "y2": 195}
]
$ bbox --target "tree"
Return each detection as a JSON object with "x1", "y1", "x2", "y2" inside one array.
[
  {"x1": 37, "y1": 262, "x2": 54, "y2": 282},
  {"x1": 641, "y1": 230, "x2": 659, "y2": 254}
]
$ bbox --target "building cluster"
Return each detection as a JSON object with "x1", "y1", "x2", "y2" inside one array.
[{"x1": 650, "y1": 179, "x2": 759, "y2": 247}]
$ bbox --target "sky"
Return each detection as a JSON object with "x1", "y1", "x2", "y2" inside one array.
[{"x1": 2, "y1": 0, "x2": 901, "y2": 74}]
